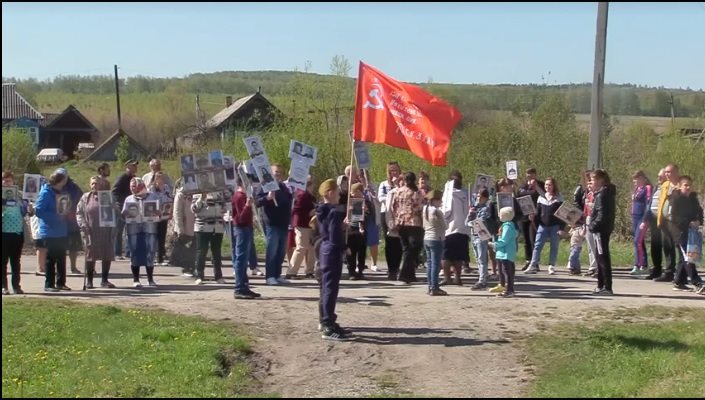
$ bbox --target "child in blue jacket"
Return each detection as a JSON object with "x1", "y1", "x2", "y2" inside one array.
[{"x1": 491, "y1": 207, "x2": 519, "y2": 298}]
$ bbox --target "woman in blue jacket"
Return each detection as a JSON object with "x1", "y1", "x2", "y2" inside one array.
[
  {"x1": 35, "y1": 170, "x2": 70, "y2": 292},
  {"x1": 629, "y1": 170, "x2": 652, "y2": 275}
]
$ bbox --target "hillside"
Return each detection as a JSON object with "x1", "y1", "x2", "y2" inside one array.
[{"x1": 4, "y1": 70, "x2": 705, "y2": 119}]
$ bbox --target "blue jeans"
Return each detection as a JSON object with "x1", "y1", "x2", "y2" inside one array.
[
  {"x1": 232, "y1": 227, "x2": 252, "y2": 293},
  {"x1": 265, "y1": 225, "x2": 288, "y2": 279},
  {"x1": 472, "y1": 237, "x2": 489, "y2": 283},
  {"x1": 530, "y1": 224, "x2": 560, "y2": 266},
  {"x1": 632, "y1": 215, "x2": 648, "y2": 267},
  {"x1": 424, "y1": 239, "x2": 443, "y2": 290},
  {"x1": 569, "y1": 245, "x2": 582, "y2": 270}
]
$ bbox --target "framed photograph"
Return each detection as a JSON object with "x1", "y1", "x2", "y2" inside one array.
[
  {"x1": 471, "y1": 219, "x2": 492, "y2": 241},
  {"x1": 288, "y1": 158, "x2": 310, "y2": 191},
  {"x1": 255, "y1": 164, "x2": 278, "y2": 193},
  {"x1": 23, "y1": 174, "x2": 41, "y2": 201},
  {"x1": 124, "y1": 201, "x2": 141, "y2": 224},
  {"x1": 517, "y1": 195, "x2": 537, "y2": 215},
  {"x1": 209, "y1": 150, "x2": 224, "y2": 168},
  {"x1": 354, "y1": 141, "x2": 371, "y2": 169},
  {"x1": 99, "y1": 206, "x2": 115, "y2": 228},
  {"x1": 473, "y1": 174, "x2": 494, "y2": 197},
  {"x1": 350, "y1": 197, "x2": 365, "y2": 222},
  {"x1": 194, "y1": 153, "x2": 211, "y2": 170},
  {"x1": 196, "y1": 171, "x2": 215, "y2": 193},
  {"x1": 212, "y1": 170, "x2": 227, "y2": 190},
  {"x1": 223, "y1": 156, "x2": 236, "y2": 183},
  {"x1": 506, "y1": 160, "x2": 518, "y2": 180},
  {"x1": 161, "y1": 201, "x2": 174, "y2": 218},
  {"x1": 142, "y1": 200, "x2": 161, "y2": 223},
  {"x1": 554, "y1": 202, "x2": 583, "y2": 226},
  {"x1": 182, "y1": 173, "x2": 198, "y2": 193},
  {"x1": 98, "y1": 190, "x2": 113, "y2": 207},
  {"x1": 496, "y1": 192, "x2": 514, "y2": 209},
  {"x1": 289, "y1": 140, "x2": 318, "y2": 166},
  {"x1": 2, "y1": 185, "x2": 19, "y2": 207},
  {"x1": 56, "y1": 194, "x2": 71, "y2": 216},
  {"x1": 180, "y1": 154, "x2": 195, "y2": 172},
  {"x1": 244, "y1": 135, "x2": 265, "y2": 158}
]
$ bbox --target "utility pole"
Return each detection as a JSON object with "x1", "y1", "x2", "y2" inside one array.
[
  {"x1": 668, "y1": 92, "x2": 675, "y2": 128},
  {"x1": 114, "y1": 64, "x2": 122, "y2": 130},
  {"x1": 588, "y1": 2, "x2": 608, "y2": 170}
]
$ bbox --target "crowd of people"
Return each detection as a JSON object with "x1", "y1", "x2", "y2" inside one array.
[{"x1": 2, "y1": 157, "x2": 703, "y2": 341}]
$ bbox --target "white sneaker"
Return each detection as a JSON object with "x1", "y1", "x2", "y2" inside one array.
[
  {"x1": 251, "y1": 268, "x2": 264, "y2": 276},
  {"x1": 133, "y1": 281, "x2": 142, "y2": 288},
  {"x1": 216, "y1": 278, "x2": 226, "y2": 284},
  {"x1": 195, "y1": 278, "x2": 203, "y2": 285},
  {"x1": 629, "y1": 266, "x2": 641, "y2": 275},
  {"x1": 548, "y1": 265, "x2": 556, "y2": 275},
  {"x1": 523, "y1": 266, "x2": 538, "y2": 274},
  {"x1": 266, "y1": 277, "x2": 279, "y2": 285},
  {"x1": 276, "y1": 277, "x2": 290, "y2": 284},
  {"x1": 182, "y1": 272, "x2": 193, "y2": 278},
  {"x1": 159, "y1": 262, "x2": 169, "y2": 266},
  {"x1": 371, "y1": 265, "x2": 379, "y2": 272}
]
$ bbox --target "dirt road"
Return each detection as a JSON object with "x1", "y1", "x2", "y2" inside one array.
[{"x1": 8, "y1": 259, "x2": 702, "y2": 397}]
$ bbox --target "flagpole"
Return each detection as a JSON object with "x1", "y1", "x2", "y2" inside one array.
[{"x1": 345, "y1": 135, "x2": 356, "y2": 245}]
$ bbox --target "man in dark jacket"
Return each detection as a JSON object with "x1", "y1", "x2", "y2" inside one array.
[
  {"x1": 670, "y1": 175, "x2": 703, "y2": 291},
  {"x1": 588, "y1": 169, "x2": 616, "y2": 295},
  {"x1": 112, "y1": 160, "x2": 138, "y2": 259},
  {"x1": 256, "y1": 163, "x2": 293, "y2": 285},
  {"x1": 518, "y1": 168, "x2": 545, "y2": 270}
]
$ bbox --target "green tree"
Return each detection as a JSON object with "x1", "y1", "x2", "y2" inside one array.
[
  {"x1": 116, "y1": 135, "x2": 130, "y2": 164},
  {"x1": 2, "y1": 128, "x2": 40, "y2": 175}
]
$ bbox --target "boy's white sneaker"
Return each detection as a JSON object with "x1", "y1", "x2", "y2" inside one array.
[{"x1": 548, "y1": 265, "x2": 556, "y2": 275}]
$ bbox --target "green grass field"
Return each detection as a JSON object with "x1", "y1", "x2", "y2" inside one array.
[
  {"x1": 526, "y1": 307, "x2": 705, "y2": 398},
  {"x1": 1, "y1": 298, "x2": 256, "y2": 398}
]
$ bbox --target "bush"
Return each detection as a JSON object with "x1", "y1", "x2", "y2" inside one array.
[{"x1": 1, "y1": 128, "x2": 40, "y2": 176}]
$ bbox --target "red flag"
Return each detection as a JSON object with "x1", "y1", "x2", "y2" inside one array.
[{"x1": 353, "y1": 62, "x2": 462, "y2": 167}]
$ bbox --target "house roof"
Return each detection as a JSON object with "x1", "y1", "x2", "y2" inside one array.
[
  {"x1": 205, "y1": 92, "x2": 277, "y2": 129},
  {"x1": 84, "y1": 128, "x2": 149, "y2": 162},
  {"x1": 43, "y1": 105, "x2": 99, "y2": 132},
  {"x1": 2, "y1": 83, "x2": 44, "y2": 121}
]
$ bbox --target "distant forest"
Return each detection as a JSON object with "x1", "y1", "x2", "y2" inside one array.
[{"x1": 4, "y1": 70, "x2": 704, "y2": 118}]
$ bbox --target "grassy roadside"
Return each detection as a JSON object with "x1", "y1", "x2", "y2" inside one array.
[
  {"x1": 2, "y1": 298, "x2": 259, "y2": 398},
  {"x1": 525, "y1": 307, "x2": 705, "y2": 398}
]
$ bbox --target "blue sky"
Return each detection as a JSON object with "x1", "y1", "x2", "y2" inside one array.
[{"x1": 3, "y1": 2, "x2": 704, "y2": 89}]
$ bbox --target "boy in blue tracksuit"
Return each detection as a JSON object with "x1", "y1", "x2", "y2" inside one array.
[
  {"x1": 491, "y1": 207, "x2": 519, "y2": 297},
  {"x1": 316, "y1": 179, "x2": 351, "y2": 341}
]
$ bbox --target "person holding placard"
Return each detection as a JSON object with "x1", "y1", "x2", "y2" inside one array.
[
  {"x1": 76, "y1": 176, "x2": 117, "y2": 289},
  {"x1": 122, "y1": 177, "x2": 162, "y2": 288},
  {"x1": 170, "y1": 178, "x2": 196, "y2": 276},
  {"x1": 518, "y1": 168, "x2": 545, "y2": 271},
  {"x1": 149, "y1": 172, "x2": 172, "y2": 266},
  {"x1": 35, "y1": 170, "x2": 70, "y2": 292},
  {"x1": 256, "y1": 163, "x2": 293, "y2": 285},
  {"x1": 345, "y1": 183, "x2": 371, "y2": 280},
  {"x1": 467, "y1": 188, "x2": 492, "y2": 291},
  {"x1": 287, "y1": 176, "x2": 317, "y2": 280},
  {"x1": 525, "y1": 178, "x2": 565, "y2": 276},
  {"x1": 191, "y1": 191, "x2": 227, "y2": 285},
  {"x1": 441, "y1": 170, "x2": 470, "y2": 286},
  {"x1": 390, "y1": 172, "x2": 424, "y2": 284},
  {"x1": 378, "y1": 162, "x2": 402, "y2": 274},
  {"x1": 2, "y1": 171, "x2": 32, "y2": 295}
]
